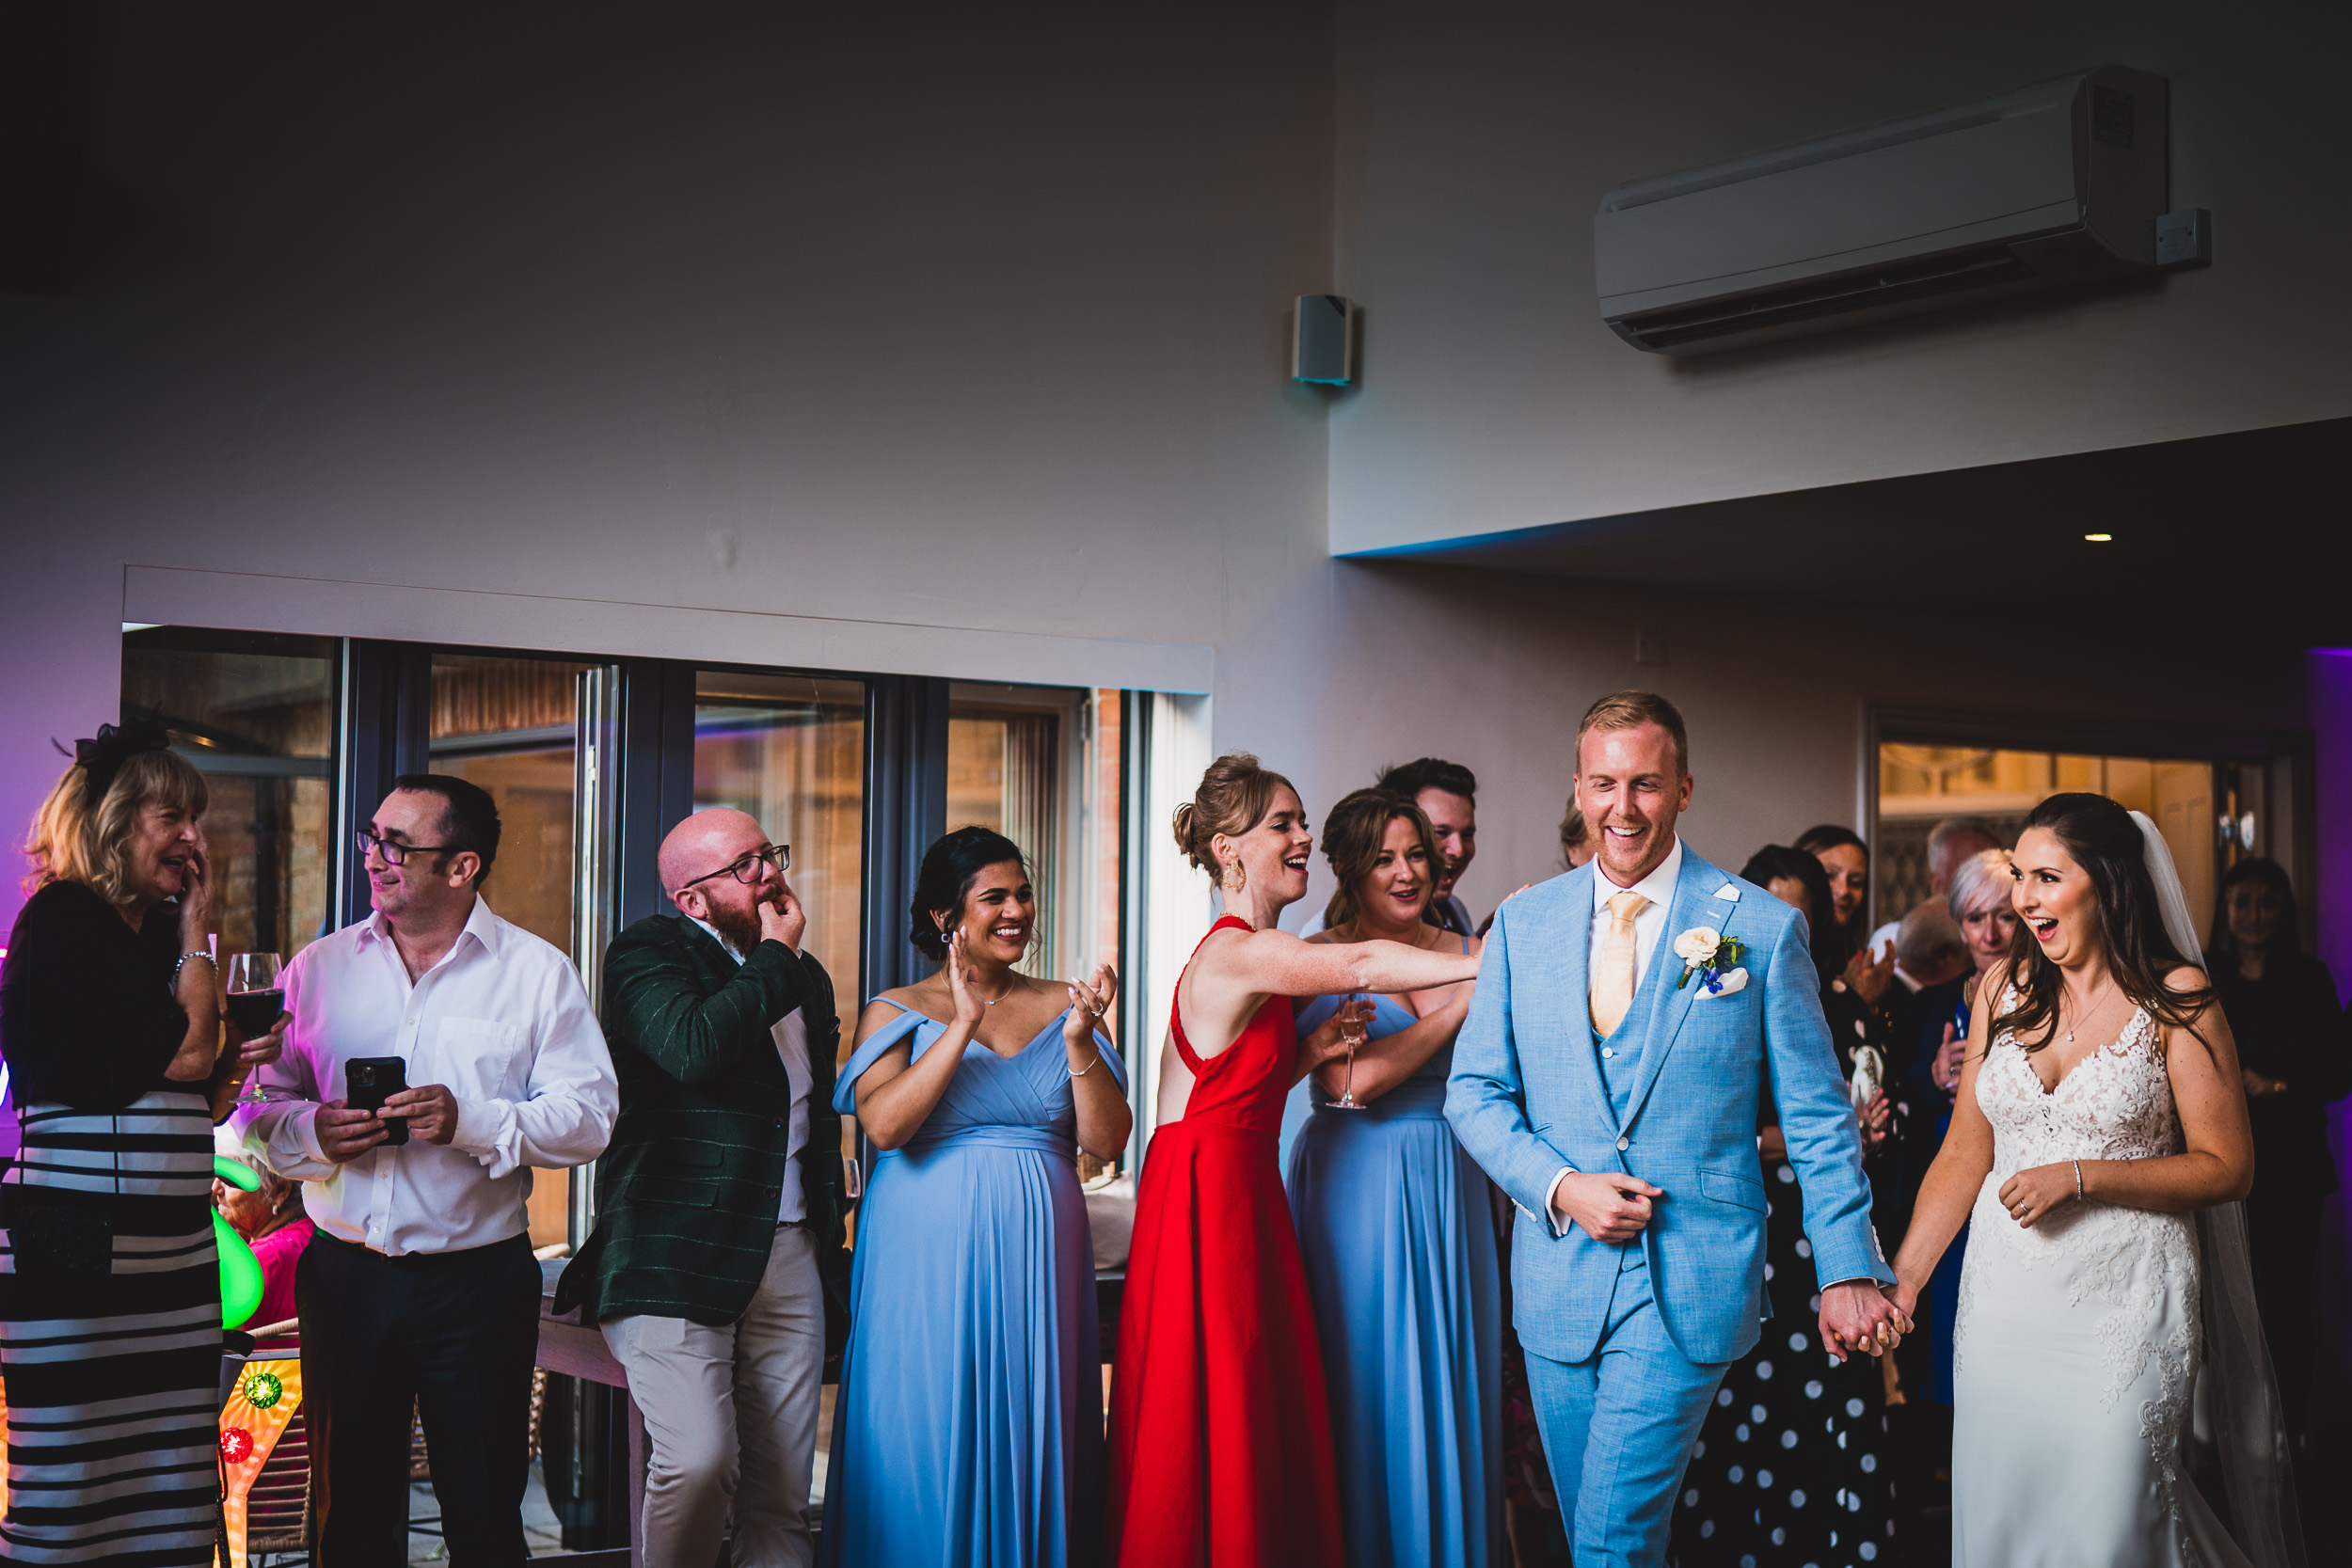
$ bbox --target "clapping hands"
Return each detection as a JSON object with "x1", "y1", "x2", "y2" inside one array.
[{"x1": 1065, "y1": 963, "x2": 1119, "y2": 1048}]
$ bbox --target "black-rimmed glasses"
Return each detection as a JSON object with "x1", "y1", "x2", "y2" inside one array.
[
  {"x1": 681, "y1": 843, "x2": 790, "y2": 890},
  {"x1": 356, "y1": 829, "x2": 459, "y2": 866}
]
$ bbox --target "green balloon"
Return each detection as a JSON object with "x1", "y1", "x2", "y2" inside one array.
[{"x1": 213, "y1": 1156, "x2": 266, "y2": 1330}]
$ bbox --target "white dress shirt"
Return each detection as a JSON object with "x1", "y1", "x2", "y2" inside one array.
[
  {"x1": 691, "y1": 918, "x2": 813, "y2": 1224},
  {"x1": 234, "y1": 897, "x2": 618, "y2": 1257},
  {"x1": 1548, "y1": 835, "x2": 1684, "y2": 1232}
]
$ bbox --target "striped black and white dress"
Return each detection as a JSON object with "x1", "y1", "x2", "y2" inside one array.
[{"x1": 0, "y1": 880, "x2": 222, "y2": 1566}]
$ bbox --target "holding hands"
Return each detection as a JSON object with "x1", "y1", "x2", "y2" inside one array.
[{"x1": 1819, "y1": 1279, "x2": 1911, "y2": 1362}]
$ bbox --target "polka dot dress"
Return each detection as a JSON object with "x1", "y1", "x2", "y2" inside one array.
[{"x1": 1666, "y1": 1158, "x2": 1899, "y2": 1568}]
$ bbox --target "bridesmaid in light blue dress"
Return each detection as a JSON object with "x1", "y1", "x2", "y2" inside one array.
[
  {"x1": 820, "y1": 829, "x2": 1131, "y2": 1568},
  {"x1": 1286, "y1": 789, "x2": 1502, "y2": 1568}
]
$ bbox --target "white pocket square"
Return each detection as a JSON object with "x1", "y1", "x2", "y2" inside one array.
[
  {"x1": 1713, "y1": 883, "x2": 1740, "y2": 901},
  {"x1": 1693, "y1": 966, "x2": 1749, "y2": 998}
]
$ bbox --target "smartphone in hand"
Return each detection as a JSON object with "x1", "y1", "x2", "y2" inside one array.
[{"x1": 346, "y1": 1056, "x2": 411, "y2": 1146}]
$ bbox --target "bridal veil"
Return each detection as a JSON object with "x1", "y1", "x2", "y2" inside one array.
[{"x1": 2132, "y1": 809, "x2": 2307, "y2": 1568}]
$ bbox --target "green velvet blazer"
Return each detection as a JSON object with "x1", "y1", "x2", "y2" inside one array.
[{"x1": 556, "y1": 913, "x2": 850, "y2": 1351}]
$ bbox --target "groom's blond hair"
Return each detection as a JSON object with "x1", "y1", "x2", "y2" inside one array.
[{"x1": 1576, "y1": 690, "x2": 1689, "y2": 779}]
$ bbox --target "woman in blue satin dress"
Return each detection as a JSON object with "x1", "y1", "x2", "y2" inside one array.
[
  {"x1": 1287, "y1": 788, "x2": 1503, "y2": 1568},
  {"x1": 821, "y1": 828, "x2": 1132, "y2": 1568}
]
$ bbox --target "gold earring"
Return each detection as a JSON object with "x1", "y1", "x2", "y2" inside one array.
[{"x1": 1227, "y1": 858, "x2": 1246, "y2": 893}]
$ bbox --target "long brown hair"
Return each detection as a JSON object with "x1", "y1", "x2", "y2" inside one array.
[
  {"x1": 1999, "y1": 792, "x2": 2212, "y2": 1055},
  {"x1": 1320, "y1": 788, "x2": 1438, "y2": 931}
]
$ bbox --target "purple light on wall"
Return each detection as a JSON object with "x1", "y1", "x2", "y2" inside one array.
[{"x1": 2309, "y1": 649, "x2": 2352, "y2": 1424}]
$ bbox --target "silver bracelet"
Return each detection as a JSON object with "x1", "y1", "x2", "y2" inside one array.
[
  {"x1": 173, "y1": 950, "x2": 215, "y2": 985},
  {"x1": 1068, "y1": 1051, "x2": 1103, "y2": 1079},
  {"x1": 2072, "y1": 1159, "x2": 2084, "y2": 1199}
]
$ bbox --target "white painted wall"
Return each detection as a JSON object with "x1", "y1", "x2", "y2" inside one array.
[
  {"x1": 1328, "y1": 0, "x2": 2352, "y2": 552},
  {"x1": 0, "y1": 5, "x2": 2322, "y2": 961}
]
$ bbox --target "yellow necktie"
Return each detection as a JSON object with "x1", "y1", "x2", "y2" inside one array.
[{"x1": 1591, "y1": 890, "x2": 1649, "y2": 1037}]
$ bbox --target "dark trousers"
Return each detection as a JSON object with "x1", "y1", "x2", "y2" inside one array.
[{"x1": 297, "y1": 1228, "x2": 542, "y2": 1567}]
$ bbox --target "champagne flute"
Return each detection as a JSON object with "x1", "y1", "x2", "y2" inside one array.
[
  {"x1": 225, "y1": 952, "x2": 284, "y2": 1106},
  {"x1": 1325, "y1": 995, "x2": 1369, "y2": 1111}
]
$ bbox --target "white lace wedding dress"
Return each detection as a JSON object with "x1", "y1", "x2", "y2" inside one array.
[{"x1": 1951, "y1": 996, "x2": 2251, "y2": 1568}]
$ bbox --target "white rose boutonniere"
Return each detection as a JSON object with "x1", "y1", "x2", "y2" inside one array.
[
  {"x1": 1674, "y1": 927, "x2": 1749, "y2": 993},
  {"x1": 1672, "y1": 927, "x2": 1722, "y2": 967}
]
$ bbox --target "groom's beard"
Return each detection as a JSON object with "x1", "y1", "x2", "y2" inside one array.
[{"x1": 704, "y1": 896, "x2": 764, "y2": 957}]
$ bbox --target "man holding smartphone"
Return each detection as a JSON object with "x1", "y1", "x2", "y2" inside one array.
[{"x1": 234, "y1": 775, "x2": 617, "y2": 1567}]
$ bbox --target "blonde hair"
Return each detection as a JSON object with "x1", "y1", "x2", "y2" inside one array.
[
  {"x1": 1575, "y1": 689, "x2": 1689, "y2": 778},
  {"x1": 1321, "y1": 788, "x2": 1439, "y2": 930},
  {"x1": 23, "y1": 748, "x2": 209, "y2": 900},
  {"x1": 1171, "y1": 752, "x2": 1295, "y2": 887}
]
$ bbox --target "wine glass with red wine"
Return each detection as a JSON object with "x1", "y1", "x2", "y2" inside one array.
[{"x1": 225, "y1": 952, "x2": 284, "y2": 1105}]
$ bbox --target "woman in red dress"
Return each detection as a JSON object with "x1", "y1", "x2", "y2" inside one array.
[{"x1": 1106, "y1": 754, "x2": 1485, "y2": 1567}]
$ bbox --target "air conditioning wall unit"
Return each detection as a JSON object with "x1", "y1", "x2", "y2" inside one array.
[{"x1": 1595, "y1": 66, "x2": 2169, "y2": 355}]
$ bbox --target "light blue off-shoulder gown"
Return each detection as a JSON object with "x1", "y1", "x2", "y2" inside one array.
[
  {"x1": 818, "y1": 1001, "x2": 1123, "y2": 1568},
  {"x1": 1289, "y1": 989, "x2": 1504, "y2": 1568}
]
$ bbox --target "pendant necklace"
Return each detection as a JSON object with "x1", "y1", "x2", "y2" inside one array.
[{"x1": 2064, "y1": 977, "x2": 2114, "y2": 1043}]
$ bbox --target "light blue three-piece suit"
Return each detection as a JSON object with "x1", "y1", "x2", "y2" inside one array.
[{"x1": 1445, "y1": 842, "x2": 1891, "y2": 1568}]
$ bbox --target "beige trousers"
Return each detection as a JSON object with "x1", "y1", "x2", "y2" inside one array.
[{"x1": 603, "y1": 1224, "x2": 824, "y2": 1568}]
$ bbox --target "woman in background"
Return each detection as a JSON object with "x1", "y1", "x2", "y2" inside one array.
[
  {"x1": 1797, "y1": 824, "x2": 1893, "y2": 1006},
  {"x1": 1669, "y1": 846, "x2": 1899, "y2": 1568},
  {"x1": 1107, "y1": 755, "x2": 1480, "y2": 1568},
  {"x1": 2206, "y1": 855, "x2": 2349, "y2": 1449},
  {"x1": 1287, "y1": 788, "x2": 1500, "y2": 1568},
  {"x1": 215, "y1": 1151, "x2": 311, "y2": 1333},
  {"x1": 0, "y1": 721, "x2": 277, "y2": 1567},
  {"x1": 825, "y1": 828, "x2": 1129, "y2": 1567}
]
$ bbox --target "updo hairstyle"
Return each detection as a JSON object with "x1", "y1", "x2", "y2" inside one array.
[
  {"x1": 908, "y1": 826, "x2": 1030, "y2": 962},
  {"x1": 1320, "y1": 788, "x2": 1438, "y2": 931},
  {"x1": 1999, "y1": 792, "x2": 2211, "y2": 1054},
  {"x1": 1170, "y1": 752, "x2": 1295, "y2": 888},
  {"x1": 23, "y1": 746, "x2": 208, "y2": 900}
]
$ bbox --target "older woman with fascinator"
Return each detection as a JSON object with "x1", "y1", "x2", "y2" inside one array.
[{"x1": 0, "y1": 721, "x2": 283, "y2": 1566}]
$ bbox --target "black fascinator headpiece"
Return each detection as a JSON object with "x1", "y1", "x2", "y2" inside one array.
[{"x1": 59, "y1": 717, "x2": 173, "y2": 807}]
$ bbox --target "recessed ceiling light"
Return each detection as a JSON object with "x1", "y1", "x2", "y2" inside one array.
[{"x1": 2083, "y1": 532, "x2": 2114, "y2": 542}]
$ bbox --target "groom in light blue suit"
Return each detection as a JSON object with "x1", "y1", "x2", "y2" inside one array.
[{"x1": 1447, "y1": 691, "x2": 1906, "y2": 1568}]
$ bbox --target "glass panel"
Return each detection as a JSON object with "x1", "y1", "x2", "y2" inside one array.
[
  {"x1": 691, "y1": 673, "x2": 866, "y2": 1016},
  {"x1": 948, "y1": 686, "x2": 1081, "y2": 978},
  {"x1": 120, "y1": 627, "x2": 339, "y2": 960},
  {"x1": 428, "y1": 652, "x2": 594, "y2": 1251},
  {"x1": 1876, "y1": 743, "x2": 2221, "y2": 943}
]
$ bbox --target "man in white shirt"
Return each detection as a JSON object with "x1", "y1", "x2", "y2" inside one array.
[
  {"x1": 552, "y1": 807, "x2": 850, "y2": 1568},
  {"x1": 236, "y1": 775, "x2": 617, "y2": 1568}
]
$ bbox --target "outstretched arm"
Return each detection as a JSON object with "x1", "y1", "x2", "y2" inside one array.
[{"x1": 1765, "y1": 911, "x2": 1891, "y2": 1291}]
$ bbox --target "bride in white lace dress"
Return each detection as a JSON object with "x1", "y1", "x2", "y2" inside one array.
[{"x1": 1889, "y1": 794, "x2": 2302, "y2": 1568}]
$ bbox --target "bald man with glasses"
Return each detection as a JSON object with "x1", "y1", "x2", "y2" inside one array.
[{"x1": 555, "y1": 807, "x2": 851, "y2": 1568}]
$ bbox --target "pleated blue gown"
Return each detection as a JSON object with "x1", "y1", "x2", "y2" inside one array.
[
  {"x1": 819, "y1": 1002, "x2": 1122, "y2": 1568},
  {"x1": 1289, "y1": 992, "x2": 1504, "y2": 1568}
]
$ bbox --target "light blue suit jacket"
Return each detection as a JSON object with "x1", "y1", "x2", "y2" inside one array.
[{"x1": 1444, "y1": 846, "x2": 1891, "y2": 1366}]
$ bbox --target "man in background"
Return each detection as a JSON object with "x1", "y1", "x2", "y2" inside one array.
[
  {"x1": 1867, "y1": 815, "x2": 1999, "y2": 958},
  {"x1": 556, "y1": 807, "x2": 850, "y2": 1568},
  {"x1": 240, "y1": 775, "x2": 617, "y2": 1567}
]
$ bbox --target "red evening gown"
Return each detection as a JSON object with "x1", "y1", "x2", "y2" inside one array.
[{"x1": 1104, "y1": 916, "x2": 1343, "y2": 1567}]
